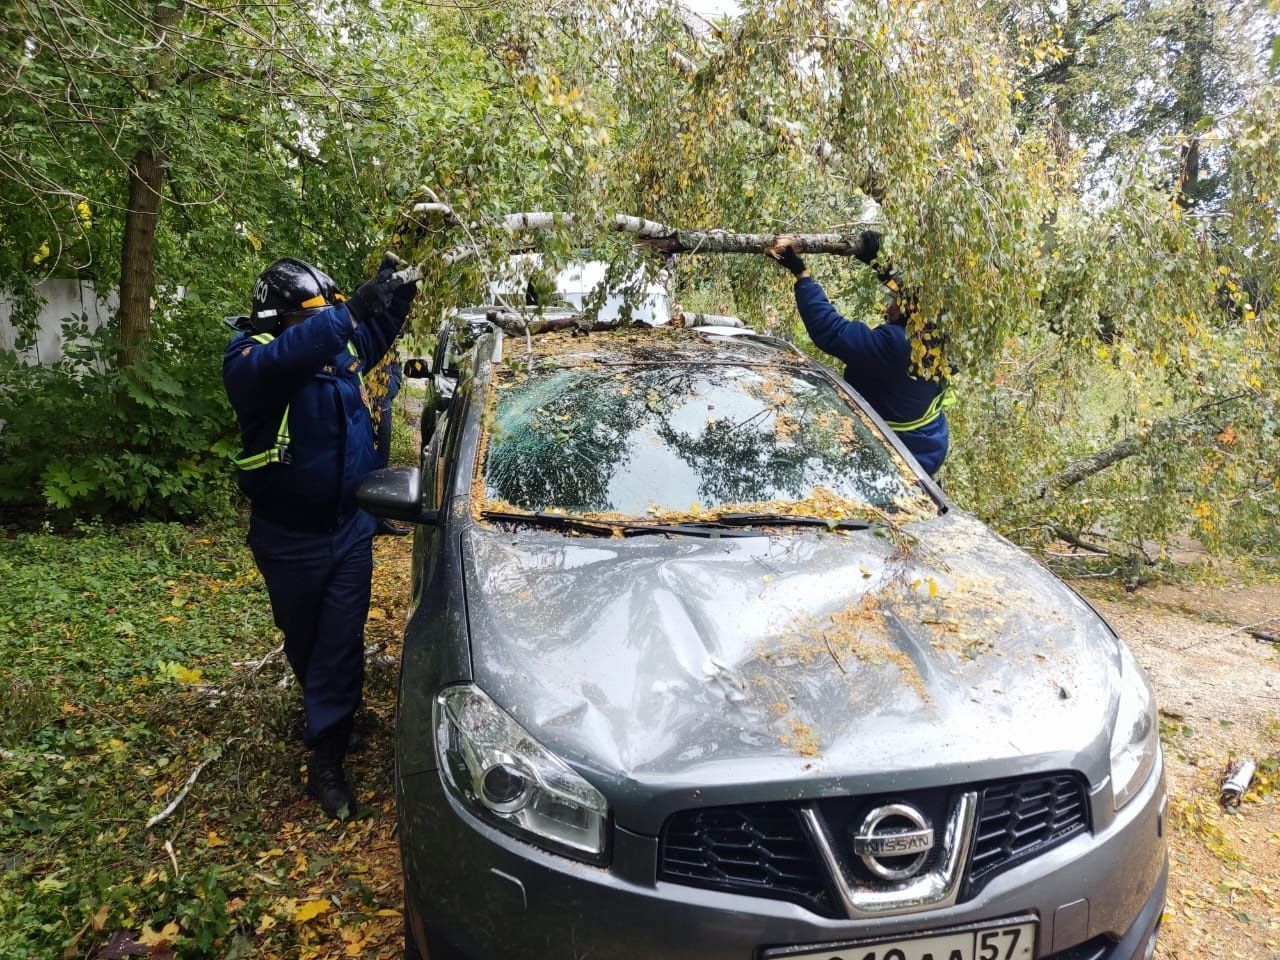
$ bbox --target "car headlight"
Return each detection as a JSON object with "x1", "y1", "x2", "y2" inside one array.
[
  {"x1": 1109, "y1": 643, "x2": 1158, "y2": 809},
  {"x1": 434, "y1": 684, "x2": 608, "y2": 861}
]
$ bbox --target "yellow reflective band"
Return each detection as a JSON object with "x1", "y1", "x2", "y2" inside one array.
[
  {"x1": 333, "y1": 292, "x2": 347, "y2": 303},
  {"x1": 300, "y1": 295, "x2": 327, "y2": 309},
  {"x1": 884, "y1": 386, "x2": 954, "y2": 434},
  {"x1": 233, "y1": 331, "x2": 293, "y2": 470}
]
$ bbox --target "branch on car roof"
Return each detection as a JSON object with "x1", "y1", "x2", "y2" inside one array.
[{"x1": 482, "y1": 308, "x2": 614, "y2": 338}]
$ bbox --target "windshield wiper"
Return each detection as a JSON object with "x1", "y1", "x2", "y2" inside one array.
[
  {"x1": 480, "y1": 510, "x2": 618, "y2": 537},
  {"x1": 479, "y1": 510, "x2": 879, "y2": 538},
  {"x1": 619, "y1": 522, "x2": 761, "y2": 538},
  {"x1": 713, "y1": 512, "x2": 877, "y2": 531}
]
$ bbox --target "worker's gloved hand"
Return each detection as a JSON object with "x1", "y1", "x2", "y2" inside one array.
[
  {"x1": 764, "y1": 237, "x2": 807, "y2": 277},
  {"x1": 346, "y1": 253, "x2": 417, "y2": 326},
  {"x1": 851, "y1": 230, "x2": 900, "y2": 287},
  {"x1": 851, "y1": 230, "x2": 882, "y2": 266}
]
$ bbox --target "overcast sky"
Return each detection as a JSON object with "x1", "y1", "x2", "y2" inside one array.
[{"x1": 681, "y1": 0, "x2": 740, "y2": 19}]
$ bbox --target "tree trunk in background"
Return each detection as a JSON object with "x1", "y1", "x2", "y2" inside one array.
[
  {"x1": 116, "y1": 147, "x2": 165, "y2": 369},
  {"x1": 113, "y1": 3, "x2": 183, "y2": 369},
  {"x1": 1173, "y1": 0, "x2": 1210, "y2": 209}
]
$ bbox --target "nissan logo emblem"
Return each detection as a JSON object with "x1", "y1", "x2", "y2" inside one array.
[{"x1": 852, "y1": 803, "x2": 935, "y2": 880}]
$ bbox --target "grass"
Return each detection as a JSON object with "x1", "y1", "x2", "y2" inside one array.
[{"x1": 0, "y1": 520, "x2": 410, "y2": 959}]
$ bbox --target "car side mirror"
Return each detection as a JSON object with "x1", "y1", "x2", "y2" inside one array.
[
  {"x1": 403, "y1": 357, "x2": 431, "y2": 378},
  {"x1": 356, "y1": 467, "x2": 439, "y2": 524}
]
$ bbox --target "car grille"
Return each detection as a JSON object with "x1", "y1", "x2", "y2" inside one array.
[
  {"x1": 659, "y1": 805, "x2": 834, "y2": 915},
  {"x1": 968, "y1": 774, "x2": 1090, "y2": 889},
  {"x1": 658, "y1": 773, "x2": 1090, "y2": 913}
]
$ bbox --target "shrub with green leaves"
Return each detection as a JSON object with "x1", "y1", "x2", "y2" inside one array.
[{"x1": 0, "y1": 305, "x2": 237, "y2": 519}]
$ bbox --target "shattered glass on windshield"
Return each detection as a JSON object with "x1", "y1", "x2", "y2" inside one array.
[{"x1": 480, "y1": 363, "x2": 934, "y2": 520}]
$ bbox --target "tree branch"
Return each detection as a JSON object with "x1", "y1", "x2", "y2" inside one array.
[{"x1": 1022, "y1": 392, "x2": 1252, "y2": 504}]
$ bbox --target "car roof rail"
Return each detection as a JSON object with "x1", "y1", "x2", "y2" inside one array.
[{"x1": 693, "y1": 326, "x2": 808, "y2": 360}]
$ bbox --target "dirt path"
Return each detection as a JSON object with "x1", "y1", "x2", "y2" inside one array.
[
  {"x1": 1085, "y1": 580, "x2": 1280, "y2": 959},
  {"x1": 361, "y1": 537, "x2": 1279, "y2": 959}
]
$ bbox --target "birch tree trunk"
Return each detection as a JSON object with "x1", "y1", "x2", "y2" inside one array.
[{"x1": 409, "y1": 204, "x2": 879, "y2": 271}]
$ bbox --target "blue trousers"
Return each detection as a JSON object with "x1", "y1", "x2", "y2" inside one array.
[{"x1": 248, "y1": 510, "x2": 376, "y2": 746}]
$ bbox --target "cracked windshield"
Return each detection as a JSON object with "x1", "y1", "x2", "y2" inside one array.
[{"x1": 482, "y1": 364, "x2": 934, "y2": 519}]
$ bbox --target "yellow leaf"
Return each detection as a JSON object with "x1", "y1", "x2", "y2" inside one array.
[
  {"x1": 375, "y1": 909, "x2": 402, "y2": 918},
  {"x1": 293, "y1": 899, "x2": 330, "y2": 924},
  {"x1": 138, "y1": 921, "x2": 180, "y2": 947},
  {"x1": 367, "y1": 608, "x2": 387, "y2": 621},
  {"x1": 928, "y1": 578, "x2": 939, "y2": 598},
  {"x1": 90, "y1": 905, "x2": 109, "y2": 932},
  {"x1": 256, "y1": 913, "x2": 277, "y2": 934},
  {"x1": 173, "y1": 664, "x2": 203, "y2": 685},
  {"x1": 206, "y1": 830, "x2": 228, "y2": 848}
]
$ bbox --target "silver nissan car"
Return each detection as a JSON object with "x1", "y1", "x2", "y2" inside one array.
[{"x1": 359, "y1": 318, "x2": 1167, "y2": 960}]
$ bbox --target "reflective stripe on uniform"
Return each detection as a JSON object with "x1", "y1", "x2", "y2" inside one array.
[
  {"x1": 883, "y1": 385, "x2": 955, "y2": 434},
  {"x1": 231, "y1": 335, "x2": 365, "y2": 471}
]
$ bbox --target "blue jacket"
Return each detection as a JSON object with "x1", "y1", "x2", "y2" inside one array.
[
  {"x1": 223, "y1": 303, "x2": 405, "y2": 529},
  {"x1": 794, "y1": 276, "x2": 948, "y2": 475}
]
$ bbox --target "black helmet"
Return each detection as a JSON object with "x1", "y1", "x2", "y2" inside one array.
[{"x1": 243, "y1": 258, "x2": 344, "y2": 334}]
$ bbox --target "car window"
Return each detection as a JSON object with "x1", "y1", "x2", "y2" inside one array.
[{"x1": 478, "y1": 363, "x2": 935, "y2": 520}]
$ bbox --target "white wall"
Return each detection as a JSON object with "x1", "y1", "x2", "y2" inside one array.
[{"x1": 0, "y1": 279, "x2": 116, "y2": 365}]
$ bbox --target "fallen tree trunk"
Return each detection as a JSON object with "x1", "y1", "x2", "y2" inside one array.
[
  {"x1": 1023, "y1": 392, "x2": 1251, "y2": 504},
  {"x1": 407, "y1": 205, "x2": 879, "y2": 276}
]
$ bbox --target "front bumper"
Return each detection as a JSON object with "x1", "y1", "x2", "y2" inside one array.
[{"x1": 402, "y1": 760, "x2": 1167, "y2": 960}]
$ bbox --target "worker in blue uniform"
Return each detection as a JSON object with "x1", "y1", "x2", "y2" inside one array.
[
  {"x1": 766, "y1": 233, "x2": 950, "y2": 476},
  {"x1": 223, "y1": 255, "x2": 418, "y2": 818}
]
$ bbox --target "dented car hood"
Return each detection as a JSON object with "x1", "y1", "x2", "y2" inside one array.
[{"x1": 461, "y1": 510, "x2": 1120, "y2": 832}]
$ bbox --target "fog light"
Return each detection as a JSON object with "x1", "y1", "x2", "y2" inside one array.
[{"x1": 480, "y1": 762, "x2": 532, "y2": 814}]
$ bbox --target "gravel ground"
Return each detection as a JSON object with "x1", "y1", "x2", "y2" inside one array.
[{"x1": 1084, "y1": 579, "x2": 1280, "y2": 959}]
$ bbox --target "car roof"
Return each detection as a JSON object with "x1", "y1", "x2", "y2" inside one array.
[{"x1": 488, "y1": 324, "x2": 808, "y2": 370}]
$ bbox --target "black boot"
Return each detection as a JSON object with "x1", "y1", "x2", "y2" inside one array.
[{"x1": 307, "y1": 721, "x2": 355, "y2": 819}]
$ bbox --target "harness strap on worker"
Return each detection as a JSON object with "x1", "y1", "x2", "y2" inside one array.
[
  {"x1": 231, "y1": 335, "x2": 365, "y2": 471},
  {"x1": 883, "y1": 385, "x2": 955, "y2": 434}
]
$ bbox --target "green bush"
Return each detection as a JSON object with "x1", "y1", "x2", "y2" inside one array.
[{"x1": 0, "y1": 304, "x2": 238, "y2": 520}]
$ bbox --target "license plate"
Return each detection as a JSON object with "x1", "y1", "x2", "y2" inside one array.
[{"x1": 767, "y1": 920, "x2": 1036, "y2": 960}]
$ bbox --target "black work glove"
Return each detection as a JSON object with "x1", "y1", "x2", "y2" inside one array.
[
  {"x1": 764, "y1": 237, "x2": 807, "y2": 277},
  {"x1": 852, "y1": 230, "x2": 900, "y2": 287},
  {"x1": 347, "y1": 253, "x2": 417, "y2": 325},
  {"x1": 851, "y1": 230, "x2": 882, "y2": 266}
]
